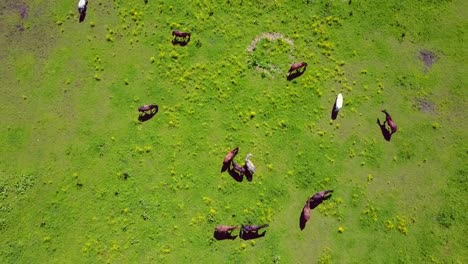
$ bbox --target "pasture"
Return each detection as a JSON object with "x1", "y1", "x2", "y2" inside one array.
[{"x1": 0, "y1": 0, "x2": 466, "y2": 263}]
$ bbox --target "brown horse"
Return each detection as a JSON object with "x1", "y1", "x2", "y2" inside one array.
[
  {"x1": 221, "y1": 147, "x2": 238, "y2": 172},
  {"x1": 287, "y1": 62, "x2": 307, "y2": 76},
  {"x1": 300, "y1": 197, "x2": 312, "y2": 230},
  {"x1": 382, "y1": 110, "x2": 398, "y2": 134},
  {"x1": 303, "y1": 197, "x2": 311, "y2": 222},
  {"x1": 215, "y1": 225, "x2": 239, "y2": 233},
  {"x1": 309, "y1": 190, "x2": 333, "y2": 209},
  {"x1": 214, "y1": 225, "x2": 239, "y2": 240}
]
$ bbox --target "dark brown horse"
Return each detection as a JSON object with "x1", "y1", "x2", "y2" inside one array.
[
  {"x1": 287, "y1": 62, "x2": 307, "y2": 76},
  {"x1": 241, "y1": 224, "x2": 269, "y2": 233},
  {"x1": 382, "y1": 110, "x2": 398, "y2": 134},
  {"x1": 214, "y1": 225, "x2": 239, "y2": 240},
  {"x1": 138, "y1": 104, "x2": 158, "y2": 122},
  {"x1": 221, "y1": 147, "x2": 238, "y2": 172},
  {"x1": 232, "y1": 160, "x2": 246, "y2": 176},
  {"x1": 172, "y1": 30, "x2": 191, "y2": 39},
  {"x1": 240, "y1": 224, "x2": 269, "y2": 239},
  {"x1": 172, "y1": 30, "x2": 191, "y2": 46},
  {"x1": 309, "y1": 190, "x2": 333, "y2": 209},
  {"x1": 138, "y1": 104, "x2": 158, "y2": 113}
]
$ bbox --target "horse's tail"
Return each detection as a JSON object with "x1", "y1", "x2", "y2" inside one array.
[{"x1": 259, "y1": 224, "x2": 269, "y2": 229}]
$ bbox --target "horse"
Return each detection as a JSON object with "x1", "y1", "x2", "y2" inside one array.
[
  {"x1": 77, "y1": 0, "x2": 88, "y2": 22},
  {"x1": 244, "y1": 153, "x2": 255, "y2": 175},
  {"x1": 215, "y1": 225, "x2": 239, "y2": 233},
  {"x1": 172, "y1": 30, "x2": 191, "y2": 46},
  {"x1": 232, "y1": 160, "x2": 246, "y2": 176},
  {"x1": 302, "y1": 197, "x2": 311, "y2": 222},
  {"x1": 172, "y1": 30, "x2": 191, "y2": 38},
  {"x1": 309, "y1": 190, "x2": 333, "y2": 209},
  {"x1": 241, "y1": 224, "x2": 269, "y2": 233},
  {"x1": 287, "y1": 62, "x2": 307, "y2": 76},
  {"x1": 214, "y1": 225, "x2": 239, "y2": 240},
  {"x1": 300, "y1": 197, "x2": 312, "y2": 230},
  {"x1": 221, "y1": 147, "x2": 238, "y2": 172},
  {"x1": 382, "y1": 110, "x2": 397, "y2": 134},
  {"x1": 138, "y1": 104, "x2": 158, "y2": 114},
  {"x1": 331, "y1": 93, "x2": 343, "y2": 120}
]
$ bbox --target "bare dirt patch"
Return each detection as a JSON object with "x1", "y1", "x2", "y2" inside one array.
[
  {"x1": 0, "y1": 1, "x2": 28, "y2": 19},
  {"x1": 419, "y1": 50, "x2": 437, "y2": 69},
  {"x1": 415, "y1": 98, "x2": 436, "y2": 114}
]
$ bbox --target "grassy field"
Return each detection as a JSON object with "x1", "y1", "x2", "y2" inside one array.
[{"x1": 1, "y1": 0, "x2": 467, "y2": 263}]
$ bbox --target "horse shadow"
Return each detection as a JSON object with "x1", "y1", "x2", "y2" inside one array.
[
  {"x1": 228, "y1": 168, "x2": 243, "y2": 182},
  {"x1": 79, "y1": 12, "x2": 87, "y2": 23},
  {"x1": 221, "y1": 163, "x2": 229, "y2": 173},
  {"x1": 138, "y1": 108, "x2": 159, "y2": 122},
  {"x1": 239, "y1": 230, "x2": 266, "y2": 240},
  {"x1": 299, "y1": 210, "x2": 307, "y2": 230},
  {"x1": 213, "y1": 231, "x2": 237, "y2": 241},
  {"x1": 377, "y1": 118, "x2": 392, "y2": 141},
  {"x1": 331, "y1": 101, "x2": 339, "y2": 120},
  {"x1": 287, "y1": 69, "x2": 306, "y2": 81},
  {"x1": 172, "y1": 38, "x2": 190, "y2": 46},
  {"x1": 244, "y1": 170, "x2": 253, "y2": 182}
]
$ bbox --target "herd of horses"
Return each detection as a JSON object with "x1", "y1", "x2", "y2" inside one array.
[{"x1": 77, "y1": 1, "x2": 399, "y2": 241}]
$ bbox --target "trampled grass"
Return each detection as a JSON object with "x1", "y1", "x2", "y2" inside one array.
[{"x1": 1, "y1": 0, "x2": 467, "y2": 263}]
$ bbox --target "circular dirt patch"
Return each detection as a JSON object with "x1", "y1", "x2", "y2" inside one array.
[
  {"x1": 246, "y1": 32, "x2": 295, "y2": 77},
  {"x1": 415, "y1": 98, "x2": 436, "y2": 114},
  {"x1": 419, "y1": 50, "x2": 437, "y2": 69}
]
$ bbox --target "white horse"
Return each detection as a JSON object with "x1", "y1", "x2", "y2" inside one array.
[
  {"x1": 245, "y1": 154, "x2": 255, "y2": 175},
  {"x1": 334, "y1": 93, "x2": 343, "y2": 112},
  {"x1": 78, "y1": 0, "x2": 88, "y2": 13}
]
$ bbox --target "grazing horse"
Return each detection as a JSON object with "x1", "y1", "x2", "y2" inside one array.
[
  {"x1": 77, "y1": 0, "x2": 88, "y2": 23},
  {"x1": 241, "y1": 224, "x2": 269, "y2": 233},
  {"x1": 382, "y1": 110, "x2": 398, "y2": 134},
  {"x1": 214, "y1": 225, "x2": 239, "y2": 240},
  {"x1": 232, "y1": 160, "x2": 246, "y2": 176},
  {"x1": 240, "y1": 224, "x2": 269, "y2": 240},
  {"x1": 287, "y1": 62, "x2": 307, "y2": 76},
  {"x1": 221, "y1": 147, "x2": 238, "y2": 172},
  {"x1": 331, "y1": 93, "x2": 343, "y2": 120},
  {"x1": 302, "y1": 197, "x2": 311, "y2": 222},
  {"x1": 300, "y1": 196, "x2": 312, "y2": 230},
  {"x1": 138, "y1": 104, "x2": 158, "y2": 114},
  {"x1": 244, "y1": 153, "x2": 255, "y2": 175},
  {"x1": 309, "y1": 190, "x2": 333, "y2": 209},
  {"x1": 172, "y1": 30, "x2": 192, "y2": 42},
  {"x1": 215, "y1": 225, "x2": 239, "y2": 234}
]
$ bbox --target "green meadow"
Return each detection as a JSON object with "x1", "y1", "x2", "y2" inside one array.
[{"x1": 1, "y1": 0, "x2": 466, "y2": 263}]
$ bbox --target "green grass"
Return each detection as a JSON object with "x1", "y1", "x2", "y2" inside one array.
[{"x1": 1, "y1": 0, "x2": 467, "y2": 263}]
